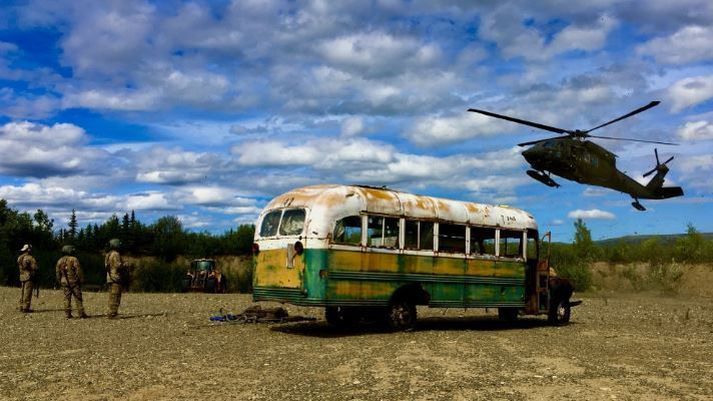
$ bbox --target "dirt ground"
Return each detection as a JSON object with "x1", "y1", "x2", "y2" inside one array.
[{"x1": 1, "y1": 286, "x2": 711, "y2": 401}]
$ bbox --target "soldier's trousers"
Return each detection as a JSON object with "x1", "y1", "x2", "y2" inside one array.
[
  {"x1": 108, "y1": 283, "x2": 122, "y2": 316},
  {"x1": 62, "y1": 285, "x2": 85, "y2": 317},
  {"x1": 19, "y1": 280, "x2": 33, "y2": 312}
]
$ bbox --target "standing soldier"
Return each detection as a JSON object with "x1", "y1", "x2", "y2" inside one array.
[
  {"x1": 105, "y1": 238, "x2": 125, "y2": 318},
  {"x1": 18, "y1": 244, "x2": 38, "y2": 313},
  {"x1": 56, "y1": 245, "x2": 87, "y2": 319}
]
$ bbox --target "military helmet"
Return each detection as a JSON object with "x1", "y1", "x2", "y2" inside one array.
[
  {"x1": 108, "y1": 238, "x2": 122, "y2": 250},
  {"x1": 61, "y1": 245, "x2": 75, "y2": 255}
]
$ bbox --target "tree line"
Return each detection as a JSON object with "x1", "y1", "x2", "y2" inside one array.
[{"x1": 0, "y1": 199, "x2": 254, "y2": 287}]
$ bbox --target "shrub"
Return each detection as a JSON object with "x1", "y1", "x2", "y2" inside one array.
[{"x1": 130, "y1": 260, "x2": 185, "y2": 292}]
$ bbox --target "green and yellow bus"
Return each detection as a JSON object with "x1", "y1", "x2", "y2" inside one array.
[{"x1": 252, "y1": 184, "x2": 577, "y2": 330}]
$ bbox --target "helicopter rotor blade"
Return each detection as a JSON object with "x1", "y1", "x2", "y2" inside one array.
[
  {"x1": 585, "y1": 101, "x2": 660, "y2": 134},
  {"x1": 663, "y1": 156, "x2": 674, "y2": 165},
  {"x1": 517, "y1": 137, "x2": 562, "y2": 147},
  {"x1": 467, "y1": 108, "x2": 568, "y2": 135},
  {"x1": 643, "y1": 167, "x2": 657, "y2": 178},
  {"x1": 586, "y1": 134, "x2": 678, "y2": 145}
]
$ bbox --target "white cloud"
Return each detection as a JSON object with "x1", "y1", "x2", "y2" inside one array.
[
  {"x1": 341, "y1": 116, "x2": 365, "y2": 137},
  {"x1": 125, "y1": 192, "x2": 176, "y2": 211},
  {"x1": 667, "y1": 75, "x2": 713, "y2": 112},
  {"x1": 0, "y1": 121, "x2": 108, "y2": 177},
  {"x1": 317, "y1": 32, "x2": 441, "y2": 78},
  {"x1": 582, "y1": 187, "x2": 609, "y2": 197},
  {"x1": 637, "y1": 25, "x2": 713, "y2": 64},
  {"x1": 479, "y1": 8, "x2": 617, "y2": 61},
  {"x1": 406, "y1": 112, "x2": 506, "y2": 146},
  {"x1": 567, "y1": 209, "x2": 616, "y2": 220},
  {"x1": 63, "y1": 88, "x2": 160, "y2": 111},
  {"x1": 233, "y1": 140, "x2": 322, "y2": 166},
  {"x1": 677, "y1": 120, "x2": 713, "y2": 141},
  {"x1": 134, "y1": 147, "x2": 215, "y2": 184}
]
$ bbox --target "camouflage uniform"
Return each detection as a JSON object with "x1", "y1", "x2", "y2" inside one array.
[
  {"x1": 105, "y1": 249, "x2": 124, "y2": 318},
  {"x1": 18, "y1": 249, "x2": 38, "y2": 312},
  {"x1": 56, "y1": 254, "x2": 87, "y2": 318}
]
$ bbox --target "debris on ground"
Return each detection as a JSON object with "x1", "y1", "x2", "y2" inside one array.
[{"x1": 209, "y1": 304, "x2": 316, "y2": 324}]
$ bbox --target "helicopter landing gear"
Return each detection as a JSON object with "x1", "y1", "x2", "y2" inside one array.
[
  {"x1": 527, "y1": 170, "x2": 560, "y2": 187},
  {"x1": 631, "y1": 199, "x2": 646, "y2": 211}
]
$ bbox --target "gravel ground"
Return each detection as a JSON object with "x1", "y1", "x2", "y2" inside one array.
[{"x1": 1, "y1": 286, "x2": 712, "y2": 401}]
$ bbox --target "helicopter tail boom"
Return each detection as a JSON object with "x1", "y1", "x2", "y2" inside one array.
[{"x1": 651, "y1": 186, "x2": 684, "y2": 199}]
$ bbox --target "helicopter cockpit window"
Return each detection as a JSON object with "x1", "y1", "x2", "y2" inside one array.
[{"x1": 543, "y1": 141, "x2": 555, "y2": 148}]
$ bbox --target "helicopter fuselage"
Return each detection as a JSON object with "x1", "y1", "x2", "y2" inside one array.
[{"x1": 521, "y1": 138, "x2": 676, "y2": 199}]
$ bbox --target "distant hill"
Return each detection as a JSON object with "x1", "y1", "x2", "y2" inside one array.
[{"x1": 596, "y1": 232, "x2": 713, "y2": 246}]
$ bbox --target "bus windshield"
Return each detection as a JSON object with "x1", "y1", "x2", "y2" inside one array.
[{"x1": 259, "y1": 209, "x2": 306, "y2": 237}]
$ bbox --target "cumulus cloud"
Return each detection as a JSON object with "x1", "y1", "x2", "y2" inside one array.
[
  {"x1": 677, "y1": 120, "x2": 713, "y2": 141},
  {"x1": 667, "y1": 75, "x2": 713, "y2": 112},
  {"x1": 405, "y1": 112, "x2": 507, "y2": 146},
  {"x1": 134, "y1": 147, "x2": 217, "y2": 185},
  {"x1": 341, "y1": 116, "x2": 365, "y2": 137},
  {"x1": 479, "y1": 8, "x2": 617, "y2": 61},
  {"x1": 637, "y1": 25, "x2": 713, "y2": 64},
  {"x1": 567, "y1": 209, "x2": 616, "y2": 220},
  {"x1": 0, "y1": 121, "x2": 108, "y2": 177},
  {"x1": 232, "y1": 137, "x2": 394, "y2": 168},
  {"x1": 317, "y1": 31, "x2": 441, "y2": 78}
]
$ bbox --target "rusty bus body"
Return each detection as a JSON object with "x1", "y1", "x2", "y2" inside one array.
[{"x1": 252, "y1": 184, "x2": 575, "y2": 330}]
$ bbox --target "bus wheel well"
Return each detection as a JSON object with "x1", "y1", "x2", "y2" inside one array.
[{"x1": 390, "y1": 283, "x2": 430, "y2": 306}]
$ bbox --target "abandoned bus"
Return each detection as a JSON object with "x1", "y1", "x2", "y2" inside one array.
[{"x1": 252, "y1": 184, "x2": 577, "y2": 330}]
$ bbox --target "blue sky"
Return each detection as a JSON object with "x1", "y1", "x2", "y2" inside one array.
[{"x1": 0, "y1": 1, "x2": 711, "y2": 241}]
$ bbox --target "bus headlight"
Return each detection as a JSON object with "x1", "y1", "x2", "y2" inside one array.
[
  {"x1": 252, "y1": 243, "x2": 260, "y2": 255},
  {"x1": 294, "y1": 241, "x2": 304, "y2": 255}
]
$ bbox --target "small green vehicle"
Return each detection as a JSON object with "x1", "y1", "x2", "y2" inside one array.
[{"x1": 182, "y1": 259, "x2": 227, "y2": 293}]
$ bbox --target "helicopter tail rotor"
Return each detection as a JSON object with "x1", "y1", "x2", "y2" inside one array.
[{"x1": 643, "y1": 148, "x2": 674, "y2": 178}]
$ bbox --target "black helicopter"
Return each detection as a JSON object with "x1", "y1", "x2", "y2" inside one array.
[{"x1": 467, "y1": 101, "x2": 684, "y2": 211}]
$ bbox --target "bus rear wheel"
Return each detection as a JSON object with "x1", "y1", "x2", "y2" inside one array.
[
  {"x1": 385, "y1": 300, "x2": 416, "y2": 331},
  {"x1": 548, "y1": 298, "x2": 571, "y2": 326}
]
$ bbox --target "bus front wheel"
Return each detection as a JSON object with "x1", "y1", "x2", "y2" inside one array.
[{"x1": 385, "y1": 300, "x2": 416, "y2": 331}]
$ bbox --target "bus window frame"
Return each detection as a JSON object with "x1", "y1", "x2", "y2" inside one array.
[
  {"x1": 468, "y1": 225, "x2": 497, "y2": 258},
  {"x1": 365, "y1": 214, "x2": 400, "y2": 250},
  {"x1": 496, "y1": 228, "x2": 526, "y2": 261},
  {"x1": 435, "y1": 222, "x2": 467, "y2": 255},
  {"x1": 257, "y1": 207, "x2": 309, "y2": 239}
]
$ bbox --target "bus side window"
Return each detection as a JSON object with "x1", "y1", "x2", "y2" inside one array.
[
  {"x1": 439, "y1": 223, "x2": 465, "y2": 253},
  {"x1": 383, "y1": 217, "x2": 399, "y2": 248},
  {"x1": 420, "y1": 221, "x2": 434, "y2": 250},
  {"x1": 470, "y1": 226, "x2": 495, "y2": 256},
  {"x1": 499, "y1": 230, "x2": 523, "y2": 259},
  {"x1": 333, "y1": 216, "x2": 362, "y2": 245},
  {"x1": 367, "y1": 216, "x2": 400, "y2": 248},
  {"x1": 404, "y1": 220, "x2": 419, "y2": 249},
  {"x1": 404, "y1": 220, "x2": 434, "y2": 250}
]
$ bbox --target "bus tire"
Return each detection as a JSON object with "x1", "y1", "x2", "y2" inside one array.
[
  {"x1": 548, "y1": 298, "x2": 571, "y2": 326},
  {"x1": 498, "y1": 307, "x2": 518, "y2": 322},
  {"x1": 385, "y1": 299, "x2": 417, "y2": 332},
  {"x1": 325, "y1": 306, "x2": 357, "y2": 328}
]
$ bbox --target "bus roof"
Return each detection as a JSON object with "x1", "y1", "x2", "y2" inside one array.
[{"x1": 262, "y1": 184, "x2": 537, "y2": 231}]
